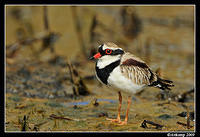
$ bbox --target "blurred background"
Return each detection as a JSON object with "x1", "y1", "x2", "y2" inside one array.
[{"x1": 6, "y1": 5, "x2": 195, "y2": 131}]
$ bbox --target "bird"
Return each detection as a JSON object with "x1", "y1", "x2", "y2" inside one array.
[{"x1": 89, "y1": 42, "x2": 174, "y2": 125}]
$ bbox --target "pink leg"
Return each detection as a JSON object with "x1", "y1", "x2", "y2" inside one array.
[
  {"x1": 118, "y1": 96, "x2": 131, "y2": 125},
  {"x1": 106, "y1": 91, "x2": 122, "y2": 123}
]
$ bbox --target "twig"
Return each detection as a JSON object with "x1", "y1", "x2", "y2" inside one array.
[
  {"x1": 141, "y1": 120, "x2": 164, "y2": 130},
  {"x1": 66, "y1": 60, "x2": 90, "y2": 96},
  {"x1": 89, "y1": 15, "x2": 98, "y2": 43},
  {"x1": 43, "y1": 6, "x2": 49, "y2": 32},
  {"x1": 82, "y1": 75, "x2": 96, "y2": 80},
  {"x1": 120, "y1": 7, "x2": 142, "y2": 40},
  {"x1": 21, "y1": 115, "x2": 29, "y2": 131},
  {"x1": 6, "y1": 32, "x2": 60, "y2": 58},
  {"x1": 186, "y1": 106, "x2": 191, "y2": 129},
  {"x1": 49, "y1": 114, "x2": 80, "y2": 121},
  {"x1": 71, "y1": 6, "x2": 87, "y2": 58},
  {"x1": 40, "y1": 32, "x2": 60, "y2": 53},
  {"x1": 6, "y1": 37, "x2": 39, "y2": 58},
  {"x1": 88, "y1": 15, "x2": 101, "y2": 58},
  {"x1": 66, "y1": 60, "x2": 79, "y2": 96},
  {"x1": 177, "y1": 121, "x2": 193, "y2": 129}
]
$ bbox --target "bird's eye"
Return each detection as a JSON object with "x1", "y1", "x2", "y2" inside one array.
[{"x1": 105, "y1": 49, "x2": 112, "y2": 54}]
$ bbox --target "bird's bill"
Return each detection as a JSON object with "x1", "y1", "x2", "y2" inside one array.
[{"x1": 89, "y1": 52, "x2": 102, "y2": 60}]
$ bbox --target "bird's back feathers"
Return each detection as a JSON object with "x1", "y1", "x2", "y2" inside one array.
[{"x1": 120, "y1": 52, "x2": 174, "y2": 90}]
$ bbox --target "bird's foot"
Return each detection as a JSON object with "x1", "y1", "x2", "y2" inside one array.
[
  {"x1": 106, "y1": 118, "x2": 121, "y2": 123},
  {"x1": 118, "y1": 121, "x2": 127, "y2": 125},
  {"x1": 106, "y1": 118, "x2": 128, "y2": 125}
]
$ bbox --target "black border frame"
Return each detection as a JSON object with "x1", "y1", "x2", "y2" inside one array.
[{"x1": 2, "y1": 0, "x2": 199, "y2": 136}]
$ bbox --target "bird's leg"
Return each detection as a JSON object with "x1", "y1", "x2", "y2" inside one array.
[
  {"x1": 118, "y1": 95, "x2": 132, "y2": 125},
  {"x1": 106, "y1": 91, "x2": 122, "y2": 123},
  {"x1": 117, "y1": 91, "x2": 122, "y2": 121}
]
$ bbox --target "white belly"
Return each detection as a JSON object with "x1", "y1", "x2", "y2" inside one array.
[{"x1": 107, "y1": 66, "x2": 145, "y2": 94}]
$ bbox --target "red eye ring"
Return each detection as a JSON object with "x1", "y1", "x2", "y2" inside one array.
[{"x1": 105, "y1": 49, "x2": 112, "y2": 54}]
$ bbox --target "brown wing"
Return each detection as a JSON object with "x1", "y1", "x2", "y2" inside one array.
[{"x1": 120, "y1": 52, "x2": 157, "y2": 85}]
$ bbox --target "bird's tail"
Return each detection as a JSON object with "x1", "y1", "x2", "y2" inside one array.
[{"x1": 155, "y1": 77, "x2": 174, "y2": 90}]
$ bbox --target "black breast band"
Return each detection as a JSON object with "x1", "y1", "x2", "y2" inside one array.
[{"x1": 95, "y1": 60, "x2": 121, "y2": 85}]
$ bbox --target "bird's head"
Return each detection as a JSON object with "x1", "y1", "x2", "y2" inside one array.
[{"x1": 89, "y1": 42, "x2": 124, "y2": 60}]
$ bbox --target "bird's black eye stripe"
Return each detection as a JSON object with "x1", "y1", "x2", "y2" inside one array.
[
  {"x1": 98, "y1": 45, "x2": 124, "y2": 56},
  {"x1": 112, "y1": 49, "x2": 124, "y2": 55}
]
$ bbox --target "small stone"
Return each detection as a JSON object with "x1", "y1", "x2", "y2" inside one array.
[
  {"x1": 49, "y1": 94, "x2": 54, "y2": 99},
  {"x1": 177, "y1": 111, "x2": 194, "y2": 121},
  {"x1": 98, "y1": 112, "x2": 108, "y2": 117},
  {"x1": 157, "y1": 114, "x2": 173, "y2": 120}
]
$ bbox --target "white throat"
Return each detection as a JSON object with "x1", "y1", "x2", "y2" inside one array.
[{"x1": 97, "y1": 55, "x2": 121, "y2": 69}]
